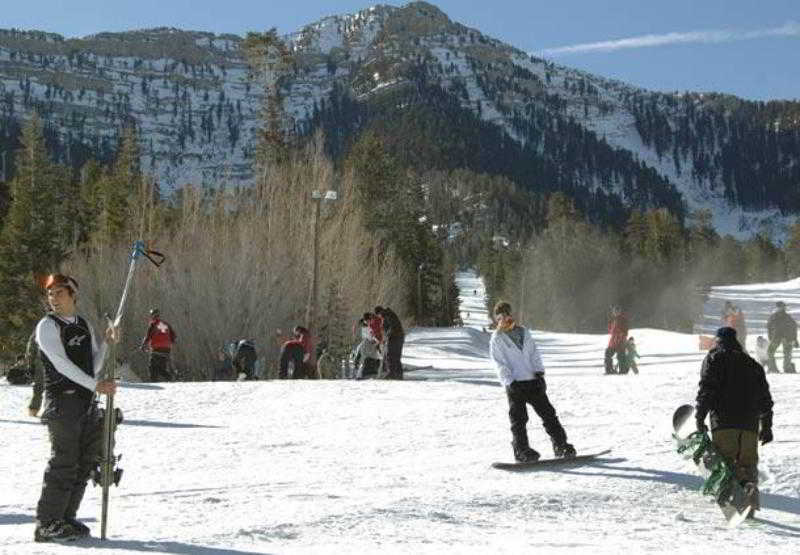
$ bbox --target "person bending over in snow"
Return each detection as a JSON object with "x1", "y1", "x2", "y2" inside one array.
[
  {"x1": 695, "y1": 326, "x2": 773, "y2": 519},
  {"x1": 489, "y1": 301, "x2": 576, "y2": 462}
]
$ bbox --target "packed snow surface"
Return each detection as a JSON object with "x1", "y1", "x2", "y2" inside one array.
[{"x1": 2, "y1": 271, "x2": 800, "y2": 553}]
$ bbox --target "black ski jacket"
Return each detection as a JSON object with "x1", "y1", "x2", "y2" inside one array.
[
  {"x1": 695, "y1": 340, "x2": 773, "y2": 433},
  {"x1": 767, "y1": 310, "x2": 797, "y2": 343},
  {"x1": 380, "y1": 308, "x2": 404, "y2": 339}
]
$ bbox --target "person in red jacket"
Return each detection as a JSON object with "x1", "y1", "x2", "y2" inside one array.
[
  {"x1": 277, "y1": 326, "x2": 313, "y2": 379},
  {"x1": 140, "y1": 308, "x2": 176, "y2": 382},
  {"x1": 604, "y1": 306, "x2": 629, "y2": 375}
]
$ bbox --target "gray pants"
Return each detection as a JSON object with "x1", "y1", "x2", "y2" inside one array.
[
  {"x1": 767, "y1": 339, "x2": 794, "y2": 372},
  {"x1": 36, "y1": 394, "x2": 103, "y2": 522}
]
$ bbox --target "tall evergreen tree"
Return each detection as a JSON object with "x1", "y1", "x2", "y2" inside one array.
[{"x1": 0, "y1": 113, "x2": 65, "y2": 351}]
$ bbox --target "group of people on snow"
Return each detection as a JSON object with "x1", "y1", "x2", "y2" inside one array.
[
  {"x1": 604, "y1": 306, "x2": 638, "y2": 375},
  {"x1": 5, "y1": 265, "x2": 790, "y2": 542},
  {"x1": 6, "y1": 270, "x2": 412, "y2": 543},
  {"x1": 345, "y1": 306, "x2": 406, "y2": 380}
]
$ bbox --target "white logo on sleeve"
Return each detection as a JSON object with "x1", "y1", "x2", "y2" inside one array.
[{"x1": 68, "y1": 334, "x2": 86, "y2": 347}]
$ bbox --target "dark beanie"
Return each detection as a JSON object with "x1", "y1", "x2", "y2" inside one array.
[{"x1": 716, "y1": 326, "x2": 737, "y2": 340}]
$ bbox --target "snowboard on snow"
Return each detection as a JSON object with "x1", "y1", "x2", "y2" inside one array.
[
  {"x1": 492, "y1": 449, "x2": 612, "y2": 470},
  {"x1": 672, "y1": 404, "x2": 754, "y2": 528}
]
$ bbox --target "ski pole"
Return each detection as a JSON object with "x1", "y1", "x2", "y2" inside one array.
[{"x1": 98, "y1": 240, "x2": 164, "y2": 540}]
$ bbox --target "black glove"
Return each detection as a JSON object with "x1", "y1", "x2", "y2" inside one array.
[{"x1": 760, "y1": 413, "x2": 773, "y2": 445}]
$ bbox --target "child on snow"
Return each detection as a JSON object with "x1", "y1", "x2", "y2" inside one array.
[
  {"x1": 625, "y1": 337, "x2": 639, "y2": 375},
  {"x1": 755, "y1": 336, "x2": 770, "y2": 367}
]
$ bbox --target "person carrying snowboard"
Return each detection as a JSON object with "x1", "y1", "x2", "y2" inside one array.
[
  {"x1": 766, "y1": 301, "x2": 797, "y2": 373},
  {"x1": 33, "y1": 273, "x2": 119, "y2": 542},
  {"x1": 695, "y1": 326, "x2": 774, "y2": 519},
  {"x1": 489, "y1": 301, "x2": 576, "y2": 462},
  {"x1": 139, "y1": 308, "x2": 176, "y2": 382}
]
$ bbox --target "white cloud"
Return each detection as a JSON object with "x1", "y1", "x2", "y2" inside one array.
[{"x1": 538, "y1": 21, "x2": 800, "y2": 57}]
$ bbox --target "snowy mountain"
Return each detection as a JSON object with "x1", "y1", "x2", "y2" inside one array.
[
  {"x1": 1, "y1": 2, "x2": 799, "y2": 237},
  {"x1": 2, "y1": 270, "x2": 799, "y2": 552}
]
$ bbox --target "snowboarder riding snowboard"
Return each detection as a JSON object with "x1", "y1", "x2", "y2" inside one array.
[{"x1": 489, "y1": 301, "x2": 575, "y2": 463}]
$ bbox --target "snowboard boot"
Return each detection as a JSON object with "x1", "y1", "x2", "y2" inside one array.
[
  {"x1": 64, "y1": 518, "x2": 91, "y2": 537},
  {"x1": 742, "y1": 482, "x2": 760, "y2": 518},
  {"x1": 512, "y1": 440, "x2": 540, "y2": 463},
  {"x1": 34, "y1": 520, "x2": 79, "y2": 543},
  {"x1": 553, "y1": 442, "x2": 577, "y2": 459}
]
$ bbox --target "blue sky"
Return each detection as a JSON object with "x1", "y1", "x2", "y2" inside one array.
[{"x1": 3, "y1": 0, "x2": 798, "y2": 101}]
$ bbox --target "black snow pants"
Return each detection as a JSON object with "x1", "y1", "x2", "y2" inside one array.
[
  {"x1": 36, "y1": 393, "x2": 103, "y2": 523},
  {"x1": 506, "y1": 378, "x2": 568, "y2": 450},
  {"x1": 149, "y1": 351, "x2": 172, "y2": 382},
  {"x1": 384, "y1": 334, "x2": 405, "y2": 380},
  {"x1": 604, "y1": 346, "x2": 627, "y2": 374},
  {"x1": 279, "y1": 343, "x2": 305, "y2": 379}
]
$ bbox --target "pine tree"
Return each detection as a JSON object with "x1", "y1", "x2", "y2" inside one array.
[
  {"x1": 0, "y1": 113, "x2": 65, "y2": 351},
  {"x1": 97, "y1": 126, "x2": 141, "y2": 244}
]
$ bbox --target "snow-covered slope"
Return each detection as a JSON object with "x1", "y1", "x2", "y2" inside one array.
[{"x1": 2, "y1": 271, "x2": 799, "y2": 553}]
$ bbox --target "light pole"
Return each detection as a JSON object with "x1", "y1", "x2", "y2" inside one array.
[
  {"x1": 417, "y1": 263, "x2": 425, "y2": 325},
  {"x1": 306, "y1": 189, "x2": 338, "y2": 343}
]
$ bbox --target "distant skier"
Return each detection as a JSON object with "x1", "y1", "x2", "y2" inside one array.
[
  {"x1": 353, "y1": 313, "x2": 381, "y2": 378},
  {"x1": 375, "y1": 306, "x2": 405, "y2": 379},
  {"x1": 730, "y1": 306, "x2": 748, "y2": 351},
  {"x1": 4, "y1": 354, "x2": 30, "y2": 384},
  {"x1": 766, "y1": 301, "x2": 797, "y2": 373},
  {"x1": 695, "y1": 326, "x2": 773, "y2": 519},
  {"x1": 604, "y1": 306, "x2": 629, "y2": 375},
  {"x1": 489, "y1": 301, "x2": 576, "y2": 462},
  {"x1": 33, "y1": 273, "x2": 119, "y2": 542},
  {"x1": 233, "y1": 339, "x2": 257, "y2": 380},
  {"x1": 139, "y1": 308, "x2": 176, "y2": 382},
  {"x1": 277, "y1": 326, "x2": 311, "y2": 379},
  {"x1": 720, "y1": 301, "x2": 735, "y2": 326},
  {"x1": 755, "y1": 336, "x2": 770, "y2": 368}
]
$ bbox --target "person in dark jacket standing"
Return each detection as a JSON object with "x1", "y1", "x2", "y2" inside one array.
[
  {"x1": 139, "y1": 308, "x2": 176, "y2": 382},
  {"x1": 375, "y1": 306, "x2": 404, "y2": 379},
  {"x1": 766, "y1": 301, "x2": 797, "y2": 373},
  {"x1": 695, "y1": 326, "x2": 774, "y2": 518},
  {"x1": 33, "y1": 273, "x2": 119, "y2": 542}
]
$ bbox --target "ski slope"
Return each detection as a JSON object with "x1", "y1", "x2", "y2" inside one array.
[{"x1": 1, "y1": 271, "x2": 799, "y2": 553}]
